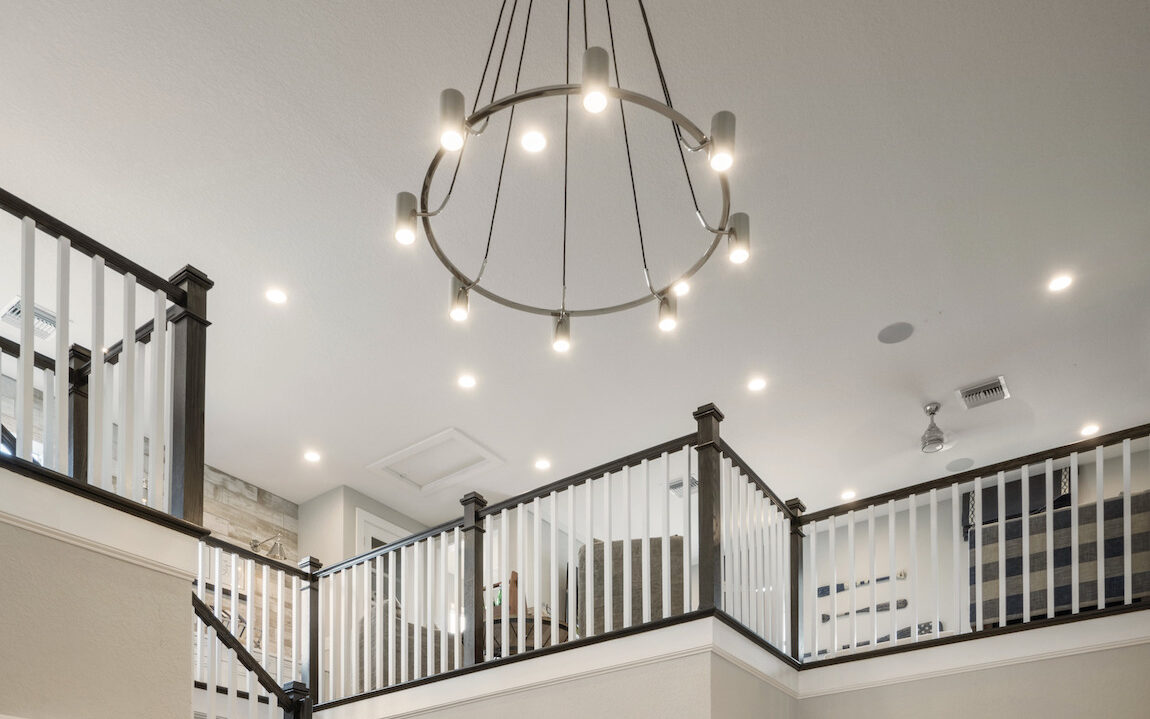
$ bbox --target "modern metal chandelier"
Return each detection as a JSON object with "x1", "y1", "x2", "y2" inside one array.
[{"x1": 393, "y1": 0, "x2": 751, "y2": 352}]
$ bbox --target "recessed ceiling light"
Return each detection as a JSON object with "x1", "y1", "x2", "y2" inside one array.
[
  {"x1": 458, "y1": 374, "x2": 477, "y2": 389},
  {"x1": 304, "y1": 450, "x2": 321, "y2": 463},
  {"x1": 521, "y1": 131, "x2": 547, "y2": 153},
  {"x1": 534, "y1": 458, "x2": 551, "y2": 470},
  {"x1": 672, "y1": 280, "x2": 690, "y2": 297},
  {"x1": 841, "y1": 490, "x2": 856, "y2": 500},
  {"x1": 1048, "y1": 274, "x2": 1073, "y2": 292},
  {"x1": 747, "y1": 376, "x2": 767, "y2": 392},
  {"x1": 1080, "y1": 423, "x2": 1099, "y2": 437},
  {"x1": 877, "y1": 321, "x2": 914, "y2": 344},
  {"x1": 266, "y1": 288, "x2": 287, "y2": 304}
]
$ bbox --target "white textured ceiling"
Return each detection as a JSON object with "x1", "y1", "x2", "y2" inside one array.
[{"x1": 1, "y1": 0, "x2": 1148, "y2": 526}]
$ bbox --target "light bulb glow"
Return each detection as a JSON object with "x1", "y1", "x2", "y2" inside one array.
[
  {"x1": 439, "y1": 88, "x2": 466, "y2": 152},
  {"x1": 395, "y1": 191, "x2": 417, "y2": 245},
  {"x1": 458, "y1": 374, "x2": 477, "y2": 389},
  {"x1": 747, "y1": 376, "x2": 767, "y2": 392},
  {"x1": 552, "y1": 314, "x2": 571, "y2": 352},
  {"x1": 521, "y1": 131, "x2": 547, "y2": 152},
  {"x1": 440, "y1": 130, "x2": 464, "y2": 152},
  {"x1": 658, "y1": 295, "x2": 677, "y2": 332},
  {"x1": 265, "y1": 288, "x2": 287, "y2": 304},
  {"x1": 304, "y1": 450, "x2": 321, "y2": 463},
  {"x1": 581, "y1": 47, "x2": 610, "y2": 114},
  {"x1": 672, "y1": 280, "x2": 690, "y2": 297},
  {"x1": 535, "y1": 458, "x2": 551, "y2": 470},
  {"x1": 728, "y1": 212, "x2": 750, "y2": 264},
  {"x1": 709, "y1": 110, "x2": 736, "y2": 173},
  {"x1": 583, "y1": 91, "x2": 607, "y2": 113},
  {"x1": 1048, "y1": 274, "x2": 1073, "y2": 292},
  {"x1": 709, "y1": 152, "x2": 733, "y2": 172},
  {"x1": 450, "y1": 277, "x2": 469, "y2": 322},
  {"x1": 1080, "y1": 423, "x2": 1099, "y2": 437},
  {"x1": 841, "y1": 490, "x2": 857, "y2": 501}
]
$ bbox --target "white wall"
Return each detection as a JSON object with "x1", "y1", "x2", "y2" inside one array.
[{"x1": 298, "y1": 485, "x2": 426, "y2": 565}]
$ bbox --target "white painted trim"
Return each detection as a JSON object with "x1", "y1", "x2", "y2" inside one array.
[
  {"x1": 355, "y1": 507, "x2": 409, "y2": 555},
  {"x1": 0, "y1": 466, "x2": 199, "y2": 579}
]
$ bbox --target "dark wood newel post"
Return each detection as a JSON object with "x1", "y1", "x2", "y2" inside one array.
[
  {"x1": 283, "y1": 680, "x2": 311, "y2": 719},
  {"x1": 298, "y1": 556, "x2": 323, "y2": 712},
  {"x1": 460, "y1": 491, "x2": 488, "y2": 667},
  {"x1": 785, "y1": 498, "x2": 806, "y2": 662},
  {"x1": 168, "y1": 264, "x2": 213, "y2": 525},
  {"x1": 67, "y1": 344, "x2": 90, "y2": 481},
  {"x1": 693, "y1": 403, "x2": 724, "y2": 612}
]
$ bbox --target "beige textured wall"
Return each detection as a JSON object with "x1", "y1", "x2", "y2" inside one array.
[
  {"x1": 800, "y1": 642, "x2": 1150, "y2": 719},
  {"x1": 382, "y1": 653, "x2": 711, "y2": 719},
  {"x1": 711, "y1": 654, "x2": 799, "y2": 719},
  {"x1": 0, "y1": 522, "x2": 191, "y2": 719}
]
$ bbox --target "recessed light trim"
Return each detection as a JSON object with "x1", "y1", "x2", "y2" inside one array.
[
  {"x1": 457, "y1": 374, "x2": 477, "y2": 389},
  {"x1": 747, "y1": 376, "x2": 767, "y2": 392},
  {"x1": 877, "y1": 321, "x2": 914, "y2": 345},
  {"x1": 266, "y1": 288, "x2": 287, "y2": 304},
  {"x1": 304, "y1": 450, "x2": 321, "y2": 463},
  {"x1": 1048, "y1": 274, "x2": 1073, "y2": 292},
  {"x1": 534, "y1": 458, "x2": 551, "y2": 470},
  {"x1": 1080, "y1": 423, "x2": 1099, "y2": 437}
]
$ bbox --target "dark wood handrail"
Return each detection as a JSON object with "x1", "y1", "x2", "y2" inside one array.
[
  {"x1": 0, "y1": 453, "x2": 209, "y2": 538},
  {"x1": 201, "y1": 534, "x2": 308, "y2": 579},
  {"x1": 0, "y1": 335, "x2": 58, "y2": 373},
  {"x1": 717, "y1": 438, "x2": 796, "y2": 521},
  {"x1": 0, "y1": 186, "x2": 186, "y2": 304},
  {"x1": 316, "y1": 517, "x2": 465, "y2": 577},
  {"x1": 800, "y1": 421, "x2": 1150, "y2": 525},
  {"x1": 480, "y1": 432, "x2": 699, "y2": 518},
  {"x1": 192, "y1": 593, "x2": 296, "y2": 708}
]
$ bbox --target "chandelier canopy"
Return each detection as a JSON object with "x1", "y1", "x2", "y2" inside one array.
[{"x1": 394, "y1": 0, "x2": 751, "y2": 352}]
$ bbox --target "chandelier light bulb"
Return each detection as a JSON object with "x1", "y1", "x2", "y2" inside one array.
[
  {"x1": 394, "y1": 191, "x2": 417, "y2": 245},
  {"x1": 450, "y1": 276, "x2": 470, "y2": 322},
  {"x1": 521, "y1": 131, "x2": 547, "y2": 153},
  {"x1": 658, "y1": 295, "x2": 678, "y2": 332},
  {"x1": 552, "y1": 313, "x2": 571, "y2": 352},
  {"x1": 728, "y1": 212, "x2": 750, "y2": 264},
  {"x1": 709, "y1": 110, "x2": 736, "y2": 172},
  {"x1": 581, "y1": 47, "x2": 610, "y2": 113},
  {"x1": 672, "y1": 280, "x2": 690, "y2": 297},
  {"x1": 439, "y1": 88, "x2": 466, "y2": 152}
]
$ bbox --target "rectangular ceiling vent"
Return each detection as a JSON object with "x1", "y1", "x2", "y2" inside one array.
[
  {"x1": 1, "y1": 297, "x2": 56, "y2": 339},
  {"x1": 956, "y1": 376, "x2": 1010, "y2": 410},
  {"x1": 668, "y1": 475, "x2": 698, "y2": 498},
  {"x1": 367, "y1": 428, "x2": 503, "y2": 494}
]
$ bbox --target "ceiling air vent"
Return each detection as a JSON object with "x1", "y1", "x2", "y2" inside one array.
[
  {"x1": 367, "y1": 428, "x2": 503, "y2": 494},
  {"x1": 1, "y1": 297, "x2": 56, "y2": 339},
  {"x1": 956, "y1": 376, "x2": 1010, "y2": 410}
]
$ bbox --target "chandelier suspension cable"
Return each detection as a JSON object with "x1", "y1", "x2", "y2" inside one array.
[
  {"x1": 604, "y1": 0, "x2": 659, "y2": 299},
  {"x1": 636, "y1": 0, "x2": 724, "y2": 235},
  {"x1": 421, "y1": 0, "x2": 512, "y2": 218},
  {"x1": 561, "y1": 0, "x2": 572, "y2": 312},
  {"x1": 471, "y1": 0, "x2": 536, "y2": 290},
  {"x1": 582, "y1": 0, "x2": 590, "y2": 50}
]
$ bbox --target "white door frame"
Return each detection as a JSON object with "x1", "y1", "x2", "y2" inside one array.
[{"x1": 355, "y1": 507, "x2": 409, "y2": 554}]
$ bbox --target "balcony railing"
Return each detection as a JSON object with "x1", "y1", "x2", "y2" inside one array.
[{"x1": 0, "y1": 186, "x2": 212, "y2": 524}]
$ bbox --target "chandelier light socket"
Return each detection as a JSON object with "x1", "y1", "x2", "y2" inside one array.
[
  {"x1": 552, "y1": 313, "x2": 571, "y2": 352},
  {"x1": 450, "y1": 276, "x2": 470, "y2": 322},
  {"x1": 439, "y1": 88, "x2": 466, "y2": 151},
  {"x1": 658, "y1": 295, "x2": 678, "y2": 332},
  {"x1": 394, "y1": 191, "x2": 417, "y2": 245},
  {"x1": 709, "y1": 110, "x2": 736, "y2": 172},
  {"x1": 921, "y1": 402, "x2": 945, "y2": 453},
  {"x1": 581, "y1": 47, "x2": 610, "y2": 113},
  {"x1": 728, "y1": 212, "x2": 750, "y2": 264}
]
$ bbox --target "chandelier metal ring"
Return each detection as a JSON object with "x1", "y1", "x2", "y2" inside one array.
[{"x1": 418, "y1": 83, "x2": 731, "y2": 318}]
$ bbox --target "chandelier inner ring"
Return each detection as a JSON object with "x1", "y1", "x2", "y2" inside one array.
[{"x1": 419, "y1": 83, "x2": 731, "y2": 318}]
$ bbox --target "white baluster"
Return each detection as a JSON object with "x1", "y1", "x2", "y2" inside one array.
[
  {"x1": 909, "y1": 493, "x2": 918, "y2": 641},
  {"x1": 568, "y1": 485, "x2": 578, "y2": 636},
  {"x1": 149, "y1": 290, "x2": 166, "y2": 508},
  {"x1": 88, "y1": 257, "x2": 105, "y2": 487},
  {"x1": 293, "y1": 574, "x2": 301, "y2": 683},
  {"x1": 829, "y1": 514, "x2": 837, "y2": 655},
  {"x1": 640, "y1": 461, "x2": 651, "y2": 625},
  {"x1": 387, "y1": 552, "x2": 396, "y2": 686},
  {"x1": 16, "y1": 216, "x2": 35, "y2": 460},
  {"x1": 586, "y1": 478, "x2": 596, "y2": 636},
  {"x1": 887, "y1": 499, "x2": 896, "y2": 647},
  {"x1": 119, "y1": 273, "x2": 136, "y2": 500},
  {"x1": 550, "y1": 490, "x2": 559, "y2": 643},
  {"x1": 660, "y1": 453, "x2": 671, "y2": 622},
  {"x1": 930, "y1": 488, "x2": 939, "y2": 640},
  {"x1": 517, "y1": 504, "x2": 527, "y2": 651},
  {"x1": 1071, "y1": 454, "x2": 1080, "y2": 613},
  {"x1": 808, "y1": 519, "x2": 817, "y2": 658},
  {"x1": 847, "y1": 509, "x2": 856, "y2": 649},
  {"x1": 1096, "y1": 446, "x2": 1105, "y2": 609},
  {"x1": 500, "y1": 508, "x2": 510, "y2": 654},
  {"x1": 54, "y1": 236, "x2": 70, "y2": 472},
  {"x1": 951, "y1": 484, "x2": 962, "y2": 634},
  {"x1": 483, "y1": 517, "x2": 493, "y2": 661},
  {"x1": 533, "y1": 495, "x2": 543, "y2": 645},
  {"x1": 975, "y1": 479, "x2": 984, "y2": 631},
  {"x1": 621, "y1": 468, "x2": 632, "y2": 630},
  {"x1": 245, "y1": 559, "x2": 256, "y2": 718},
  {"x1": 996, "y1": 473, "x2": 1006, "y2": 626},
  {"x1": 1123, "y1": 439, "x2": 1133, "y2": 605},
  {"x1": 1022, "y1": 465, "x2": 1031, "y2": 623},
  {"x1": 1045, "y1": 460, "x2": 1054, "y2": 619},
  {"x1": 682, "y1": 448, "x2": 692, "y2": 615},
  {"x1": 277, "y1": 569, "x2": 285, "y2": 687},
  {"x1": 867, "y1": 506, "x2": 876, "y2": 648},
  {"x1": 602, "y1": 474, "x2": 612, "y2": 634}
]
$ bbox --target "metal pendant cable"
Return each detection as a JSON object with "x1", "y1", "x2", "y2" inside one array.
[
  {"x1": 471, "y1": 0, "x2": 535, "y2": 289},
  {"x1": 605, "y1": 0, "x2": 658, "y2": 297},
  {"x1": 561, "y1": 0, "x2": 572, "y2": 312}
]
